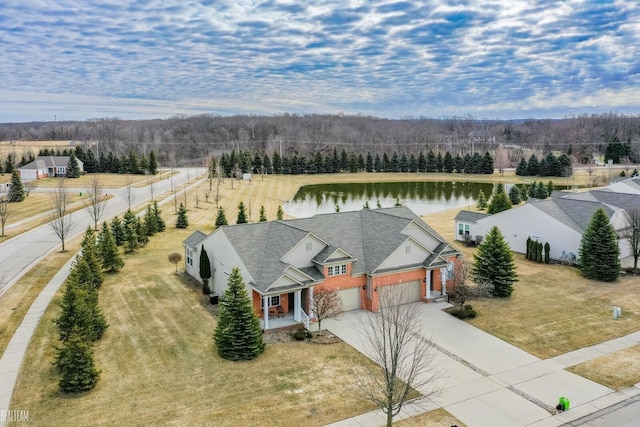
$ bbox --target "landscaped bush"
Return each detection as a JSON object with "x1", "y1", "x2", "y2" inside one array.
[
  {"x1": 450, "y1": 305, "x2": 477, "y2": 319},
  {"x1": 293, "y1": 329, "x2": 307, "y2": 341}
]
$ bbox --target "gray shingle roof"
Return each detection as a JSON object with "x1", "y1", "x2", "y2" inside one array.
[
  {"x1": 18, "y1": 156, "x2": 83, "y2": 170},
  {"x1": 183, "y1": 230, "x2": 208, "y2": 248},
  {"x1": 531, "y1": 198, "x2": 615, "y2": 233},
  {"x1": 563, "y1": 190, "x2": 640, "y2": 211},
  {"x1": 454, "y1": 210, "x2": 491, "y2": 223},
  {"x1": 217, "y1": 206, "x2": 459, "y2": 292}
]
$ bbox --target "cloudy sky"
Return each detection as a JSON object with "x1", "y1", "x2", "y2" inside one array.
[{"x1": 1, "y1": 0, "x2": 639, "y2": 122}]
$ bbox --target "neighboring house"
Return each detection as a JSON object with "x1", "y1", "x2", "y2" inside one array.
[
  {"x1": 17, "y1": 156, "x2": 84, "y2": 181},
  {"x1": 604, "y1": 177, "x2": 640, "y2": 196},
  {"x1": 183, "y1": 207, "x2": 462, "y2": 330},
  {"x1": 468, "y1": 182, "x2": 640, "y2": 262},
  {"x1": 453, "y1": 210, "x2": 490, "y2": 245}
]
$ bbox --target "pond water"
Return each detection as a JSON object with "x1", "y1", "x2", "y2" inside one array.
[{"x1": 284, "y1": 181, "x2": 497, "y2": 218}]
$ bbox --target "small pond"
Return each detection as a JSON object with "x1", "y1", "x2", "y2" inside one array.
[{"x1": 284, "y1": 181, "x2": 498, "y2": 218}]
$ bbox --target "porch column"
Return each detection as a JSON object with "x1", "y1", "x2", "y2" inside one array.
[
  {"x1": 308, "y1": 286, "x2": 314, "y2": 319},
  {"x1": 425, "y1": 270, "x2": 431, "y2": 299},
  {"x1": 440, "y1": 267, "x2": 447, "y2": 294},
  {"x1": 262, "y1": 296, "x2": 270, "y2": 330},
  {"x1": 294, "y1": 290, "x2": 301, "y2": 322}
]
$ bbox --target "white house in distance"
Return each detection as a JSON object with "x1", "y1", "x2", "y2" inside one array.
[
  {"x1": 454, "y1": 177, "x2": 640, "y2": 262},
  {"x1": 17, "y1": 156, "x2": 84, "y2": 181}
]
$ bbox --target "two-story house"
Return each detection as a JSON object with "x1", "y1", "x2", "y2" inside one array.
[{"x1": 183, "y1": 206, "x2": 461, "y2": 330}]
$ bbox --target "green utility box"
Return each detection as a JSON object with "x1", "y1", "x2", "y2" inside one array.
[{"x1": 559, "y1": 396, "x2": 570, "y2": 411}]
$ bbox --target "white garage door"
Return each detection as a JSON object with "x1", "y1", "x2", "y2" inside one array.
[
  {"x1": 338, "y1": 287, "x2": 360, "y2": 311},
  {"x1": 397, "y1": 280, "x2": 422, "y2": 305}
]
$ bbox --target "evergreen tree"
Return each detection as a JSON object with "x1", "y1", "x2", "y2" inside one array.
[
  {"x1": 136, "y1": 219, "x2": 149, "y2": 246},
  {"x1": 519, "y1": 185, "x2": 529, "y2": 202},
  {"x1": 55, "y1": 326, "x2": 100, "y2": 392},
  {"x1": 110, "y1": 216, "x2": 126, "y2": 246},
  {"x1": 259, "y1": 206, "x2": 267, "y2": 222},
  {"x1": 436, "y1": 152, "x2": 444, "y2": 172},
  {"x1": 213, "y1": 267, "x2": 265, "y2": 361},
  {"x1": 394, "y1": 198, "x2": 402, "y2": 207},
  {"x1": 4, "y1": 153, "x2": 14, "y2": 173},
  {"x1": 153, "y1": 201, "x2": 166, "y2": 231},
  {"x1": 124, "y1": 222, "x2": 139, "y2": 253},
  {"x1": 482, "y1": 152, "x2": 494, "y2": 174},
  {"x1": 363, "y1": 201, "x2": 370, "y2": 209},
  {"x1": 176, "y1": 203, "x2": 189, "y2": 228},
  {"x1": 200, "y1": 248, "x2": 212, "y2": 294},
  {"x1": 262, "y1": 154, "x2": 272, "y2": 174},
  {"x1": 546, "y1": 180, "x2": 554, "y2": 196},
  {"x1": 139, "y1": 155, "x2": 149, "y2": 175},
  {"x1": 534, "y1": 181, "x2": 548, "y2": 199},
  {"x1": 526, "y1": 237, "x2": 532, "y2": 260},
  {"x1": 276, "y1": 205, "x2": 284, "y2": 220},
  {"x1": 374, "y1": 153, "x2": 382, "y2": 172},
  {"x1": 443, "y1": 151, "x2": 454, "y2": 173},
  {"x1": 236, "y1": 201, "x2": 248, "y2": 224},
  {"x1": 55, "y1": 279, "x2": 93, "y2": 342},
  {"x1": 215, "y1": 206, "x2": 228, "y2": 227},
  {"x1": 515, "y1": 157, "x2": 528, "y2": 176},
  {"x1": 578, "y1": 208, "x2": 620, "y2": 282},
  {"x1": 536, "y1": 241, "x2": 543, "y2": 262},
  {"x1": 508, "y1": 185, "x2": 521, "y2": 205},
  {"x1": 8, "y1": 170, "x2": 25, "y2": 202},
  {"x1": 527, "y1": 154, "x2": 539, "y2": 176},
  {"x1": 144, "y1": 205, "x2": 158, "y2": 235},
  {"x1": 148, "y1": 151, "x2": 157, "y2": 175},
  {"x1": 476, "y1": 190, "x2": 487, "y2": 210},
  {"x1": 487, "y1": 183, "x2": 512, "y2": 214},
  {"x1": 78, "y1": 227, "x2": 103, "y2": 289},
  {"x1": 272, "y1": 151, "x2": 282, "y2": 174},
  {"x1": 66, "y1": 152, "x2": 81, "y2": 178},
  {"x1": 98, "y1": 221, "x2": 123, "y2": 273},
  {"x1": 472, "y1": 226, "x2": 518, "y2": 297},
  {"x1": 365, "y1": 152, "x2": 374, "y2": 172},
  {"x1": 376, "y1": 199, "x2": 382, "y2": 208},
  {"x1": 544, "y1": 242, "x2": 550, "y2": 264}
]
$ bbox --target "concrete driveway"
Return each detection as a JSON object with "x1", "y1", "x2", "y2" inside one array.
[{"x1": 325, "y1": 302, "x2": 635, "y2": 427}]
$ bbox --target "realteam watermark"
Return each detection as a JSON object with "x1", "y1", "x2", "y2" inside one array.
[{"x1": 0, "y1": 410, "x2": 30, "y2": 422}]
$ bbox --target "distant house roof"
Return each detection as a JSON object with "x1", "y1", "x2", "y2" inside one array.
[
  {"x1": 560, "y1": 189, "x2": 640, "y2": 212},
  {"x1": 182, "y1": 230, "x2": 208, "y2": 248},
  {"x1": 18, "y1": 156, "x2": 83, "y2": 170},
  {"x1": 454, "y1": 210, "x2": 490, "y2": 223},
  {"x1": 529, "y1": 198, "x2": 615, "y2": 234},
  {"x1": 213, "y1": 206, "x2": 459, "y2": 293}
]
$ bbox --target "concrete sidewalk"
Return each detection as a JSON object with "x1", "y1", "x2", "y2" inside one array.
[{"x1": 325, "y1": 302, "x2": 640, "y2": 427}]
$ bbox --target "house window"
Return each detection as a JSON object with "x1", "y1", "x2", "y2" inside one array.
[
  {"x1": 458, "y1": 223, "x2": 470, "y2": 235},
  {"x1": 186, "y1": 248, "x2": 193, "y2": 266},
  {"x1": 327, "y1": 264, "x2": 347, "y2": 277},
  {"x1": 262, "y1": 295, "x2": 280, "y2": 308},
  {"x1": 306, "y1": 242, "x2": 312, "y2": 251},
  {"x1": 56, "y1": 166, "x2": 65, "y2": 175}
]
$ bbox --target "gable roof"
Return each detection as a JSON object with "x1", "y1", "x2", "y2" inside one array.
[
  {"x1": 454, "y1": 210, "x2": 490, "y2": 223},
  {"x1": 561, "y1": 190, "x2": 640, "y2": 212},
  {"x1": 182, "y1": 230, "x2": 208, "y2": 248},
  {"x1": 213, "y1": 206, "x2": 459, "y2": 293},
  {"x1": 529, "y1": 198, "x2": 615, "y2": 233},
  {"x1": 18, "y1": 156, "x2": 83, "y2": 170}
]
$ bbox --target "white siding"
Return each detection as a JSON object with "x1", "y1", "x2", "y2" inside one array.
[
  {"x1": 377, "y1": 238, "x2": 429, "y2": 270},
  {"x1": 402, "y1": 222, "x2": 441, "y2": 249},
  {"x1": 204, "y1": 231, "x2": 254, "y2": 295},
  {"x1": 280, "y1": 234, "x2": 325, "y2": 268},
  {"x1": 474, "y1": 204, "x2": 583, "y2": 261}
]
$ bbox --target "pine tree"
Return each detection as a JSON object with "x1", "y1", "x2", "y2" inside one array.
[
  {"x1": 487, "y1": 183, "x2": 512, "y2": 214},
  {"x1": 476, "y1": 190, "x2": 487, "y2": 210},
  {"x1": 508, "y1": 185, "x2": 521, "y2": 205},
  {"x1": 176, "y1": 203, "x2": 189, "y2": 228},
  {"x1": 79, "y1": 227, "x2": 103, "y2": 289},
  {"x1": 55, "y1": 326, "x2": 100, "y2": 393},
  {"x1": 236, "y1": 201, "x2": 248, "y2": 224},
  {"x1": 276, "y1": 205, "x2": 284, "y2": 220},
  {"x1": 213, "y1": 267, "x2": 265, "y2": 361},
  {"x1": 136, "y1": 219, "x2": 149, "y2": 246},
  {"x1": 536, "y1": 241, "x2": 543, "y2": 263},
  {"x1": 55, "y1": 279, "x2": 93, "y2": 342},
  {"x1": 153, "y1": 201, "x2": 166, "y2": 231},
  {"x1": 544, "y1": 242, "x2": 550, "y2": 264},
  {"x1": 148, "y1": 151, "x2": 158, "y2": 175},
  {"x1": 259, "y1": 206, "x2": 267, "y2": 222},
  {"x1": 215, "y1": 206, "x2": 228, "y2": 227},
  {"x1": 526, "y1": 237, "x2": 532, "y2": 260},
  {"x1": 144, "y1": 204, "x2": 158, "y2": 235},
  {"x1": 579, "y1": 208, "x2": 620, "y2": 282},
  {"x1": 110, "y1": 216, "x2": 126, "y2": 246},
  {"x1": 515, "y1": 158, "x2": 529, "y2": 176},
  {"x1": 519, "y1": 185, "x2": 529, "y2": 202},
  {"x1": 66, "y1": 152, "x2": 81, "y2": 178},
  {"x1": 534, "y1": 181, "x2": 548, "y2": 199},
  {"x1": 546, "y1": 180, "x2": 554, "y2": 196},
  {"x1": 98, "y1": 221, "x2": 124, "y2": 273},
  {"x1": 363, "y1": 201, "x2": 370, "y2": 209},
  {"x1": 472, "y1": 226, "x2": 518, "y2": 297},
  {"x1": 8, "y1": 170, "x2": 25, "y2": 202},
  {"x1": 124, "y1": 222, "x2": 139, "y2": 253},
  {"x1": 200, "y1": 248, "x2": 212, "y2": 294}
]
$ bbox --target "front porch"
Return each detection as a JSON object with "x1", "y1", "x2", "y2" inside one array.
[{"x1": 254, "y1": 288, "x2": 313, "y2": 331}]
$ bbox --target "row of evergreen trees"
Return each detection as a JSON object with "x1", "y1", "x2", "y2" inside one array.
[
  {"x1": 526, "y1": 238, "x2": 550, "y2": 264},
  {"x1": 53, "y1": 202, "x2": 167, "y2": 392},
  {"x1": 515, "y1": 153, "x2": 572, "y2": 177},
  {"x1": 218, "y1": 148, "x2": 495, "y2": 176},
  {"x1": 477, "y1": 181, "x2": 555, "y2": 214},
  {"x1": 71, "y1": 147, "x2": 158, "y2": 175}
]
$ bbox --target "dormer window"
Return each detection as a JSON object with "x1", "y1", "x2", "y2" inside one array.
[{"x1": 327, "y1": 264, "x2": 347, "y2": 277}]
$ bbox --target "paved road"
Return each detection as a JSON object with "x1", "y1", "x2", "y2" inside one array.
[
  {"x1": 562, "y1": 394, "x2": 640, "y2": 426},
  {"x1": 0, "y1": 168, "x2": 201, "y2": 297}
]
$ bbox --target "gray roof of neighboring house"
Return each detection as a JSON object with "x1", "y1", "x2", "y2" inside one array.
[
  {"x1": 216, "y1": 206, "x2": 459, "y2": 292},
  {"x1": 561, "y1": 190, "x2": 640, "y2": 211},
  {"x1": 182, "y1": 230, "x2": 208, "y2": 248},
  {"x1": 530, "y1": 198, "x2": 615, "y2": 233},
  {"x1": 454, "y1": 210, "x2": 491, "y2": 223},
  {"x1": 610, "y1": 177, "x2": 640, "y2": 193}
]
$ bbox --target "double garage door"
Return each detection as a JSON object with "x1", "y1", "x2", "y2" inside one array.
[{"x1": 337, "y1": 280, "x2": 422, "y2": 311}]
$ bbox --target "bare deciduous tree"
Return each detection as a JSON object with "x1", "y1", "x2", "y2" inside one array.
[
  {"x1": 84, "y1": 176, "x2": 106, "y2": 230},
  {"x1": 123, "y1": 174, "x2": 134, "y2": 208},
  {"x1": 311, "y1": 286, "x2": 343, "y2": 335},
  {"x1": 0, "y1": 189, "x2": 10, "y2": 237},
  {"x1": 355, "y1": 287, "x2": 442, "y2": 427},
  {"x1": 48, "y1": 178, "x2": 74, "y2": 252},
  {"x1": 622, "y1": 209, "x2": 640, "y2": 274}
]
